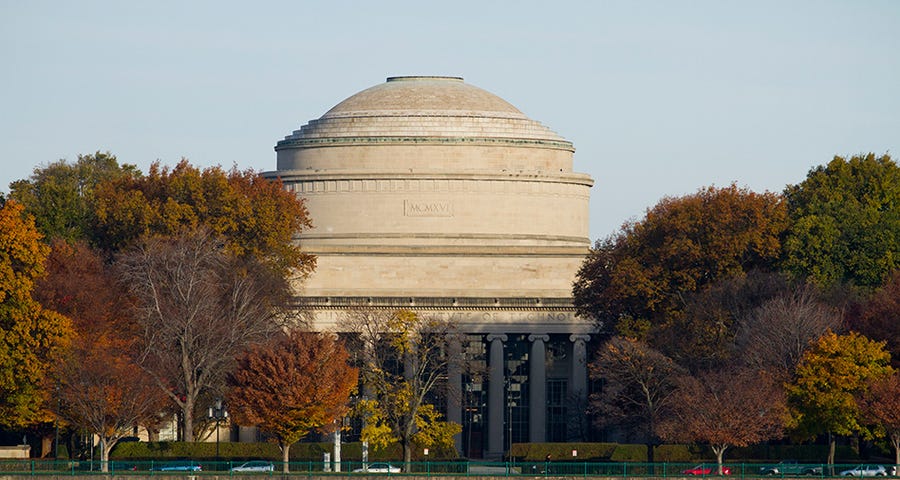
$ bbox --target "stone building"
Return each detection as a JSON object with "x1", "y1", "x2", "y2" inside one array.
[{"x1": 265, "y1": 76, "x2": 596, "y2": 459}]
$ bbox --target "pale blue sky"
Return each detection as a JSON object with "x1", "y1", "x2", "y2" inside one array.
[{"x1": 2, "y1": 1, "x2": 898, "y2": 240}]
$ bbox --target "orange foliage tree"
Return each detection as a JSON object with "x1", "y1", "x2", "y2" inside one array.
[
  {"x1": 661, "y1": 369, "x2": 786, "y2": 474},
  {"x1": 36, "y1": 240, "x2": 166, "y2": 468},
  {"x1": 860, "y1": 372, "x2": 900, "y2": 469},
  {"x1": 573, "y1": 184, "x2": 787, "y2": 334},
  {"x1": 0, "y1": 201, "x2": 73, "y2": 429},
  {"x1": 227, "y1": 331, "x2": 358, "y2": 472}
]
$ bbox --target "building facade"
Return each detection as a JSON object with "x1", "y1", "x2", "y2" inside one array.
[{"x1": 265, "y1": 76, "x2": 596, "y2": 459}]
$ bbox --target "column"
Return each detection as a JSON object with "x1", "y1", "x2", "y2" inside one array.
[
  {"x1": 446, "y1": 335, "x2": 463, "y2": 454},
  {"x1": 570, "y1": 334, "x2": 591, "y2": 408},
  {"x1": 528, "y1": 334, "x2": 548, "y2": 443},
  {"x1": 486, "y1": 334, "x2": 506, "y2": 460}
]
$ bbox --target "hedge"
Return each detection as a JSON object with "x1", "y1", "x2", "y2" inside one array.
[{"x1": 111, "y1": 441, "x2": 458, "y2": 461}]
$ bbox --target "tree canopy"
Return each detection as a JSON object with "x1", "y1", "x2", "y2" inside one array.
[
  {"x1": 786, "y1": 330, "x2": 894, "y2": 465},
  {"x1": 573, "y1": 184, "x2": 787, "y2": 332},
  {"x1": 782, "y1": 153, "x2": 900, "y2": 290},
  {"x1": 0, "y1": 201, "x2": 73, "y2": 428},
  {"x1": 228, "y1": 331, "x2": 357, "y2": 472}
]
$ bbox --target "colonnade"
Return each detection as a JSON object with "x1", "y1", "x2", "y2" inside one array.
[{"x1": 446, "y1": 333, "x2": 592, "y2": 459}]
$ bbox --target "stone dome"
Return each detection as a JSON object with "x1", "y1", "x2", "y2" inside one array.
[{"x1": 276, "y1": 76, "x2": 572, "y2": 152}]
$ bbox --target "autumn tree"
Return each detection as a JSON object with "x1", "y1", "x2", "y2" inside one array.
[
  {"x1": 735, "y1": 283, "x2": 843, "y2": 380},
  {"x1": 116, "y1": 226, "x2": 290, "y2": 441},
  {"x1": 588, "y1": 336, "x2": 684, "y2": 463},
  {"x1": 342, "y1": 309, "x2": 461, "y2": 468},
  {"x1": 573, "y1": 184, "x2": 787, "y2": 333},
  {"x1": 662, "y1": 369, "x2": 786, "y2": 474},
  {"x1": 851, "y1": 270, "x2": 900, "y2": 368},
  {"x1": 859, "y1": 373, "x2": 900, "y2": 469},
  {"x1": 783, "y1": 153, "x2": 900, "y2": 290},
  {"x1": 0, "y1": 201, "x2": 73, "y2": 429},
  {"x1": 92, "y1": 160, "x2": 314, "y2": 278},
  {"x1": 654, "y1": 270, "x2": 792, "y2": 372},
  {"x1": 8, "y1": 152, "x2": 139, "y2": 243},
  {"x1": 786, "y1": 331, "x2": 895, "y2": 466},
  {"x1": 228, "y1": 331, "x2": 358, "y2": 473}
]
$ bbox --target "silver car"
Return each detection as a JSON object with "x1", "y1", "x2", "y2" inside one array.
[
  {"x1": 230, "y1": 461, "x2": 275, "y2": 472},
  {"x1": 839, "y1": 465, "x2": 888, "y2": 477},
  {"x1": 353, "y1": 463, "x2": 401, "y2": 473}
]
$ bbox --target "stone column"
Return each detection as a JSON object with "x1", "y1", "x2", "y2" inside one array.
[
  {"x1": 446, "y1": 334, "x2": 463, "y2": 454},
  {"x1": 486, "y1": 334, "x2": 506, "y2": 460},
  {"x1": 570, "y1": 334, "x2": 591, "y2": 409},
  {"x1": 528, "y1": 334, "x2": 549, "y2": 443}
]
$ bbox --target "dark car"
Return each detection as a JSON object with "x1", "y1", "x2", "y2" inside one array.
[{"x1": 759, "y1": 460, "x2": 823, "y2": 476}]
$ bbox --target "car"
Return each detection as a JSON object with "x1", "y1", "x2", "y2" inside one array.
[
  {"x1": 230, "y1": 461, "x2": 275, "y2": 472},
  {"x1": 353, "y1": 462, "x2": 401, "y2": 473},
  {"x1": 759, "y1": 460, "x2": 822, "y2": 476},
  {"x1": 839, "y1": 465, "x2": 888, "y2": 477},
  {"x1": 682, "y1": 464, "x2": 732, "y2": 475},
  {"x1": 151, "y1": 461, "x2": 203, "y2": 472}
]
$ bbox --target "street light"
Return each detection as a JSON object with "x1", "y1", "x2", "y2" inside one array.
[{"x1": 207, "y1": 399, "x2": 228, "y2": 459}]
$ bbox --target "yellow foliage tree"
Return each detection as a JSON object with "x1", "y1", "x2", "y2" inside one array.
[{"x1": 0, "y1": 201, "x2": 73, "y2": 428}]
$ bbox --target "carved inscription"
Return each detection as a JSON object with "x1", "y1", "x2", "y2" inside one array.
[{"x1": 404, "y1": 200, "x2": 453, "y2": 217}]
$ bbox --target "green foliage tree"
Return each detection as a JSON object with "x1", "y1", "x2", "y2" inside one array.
[
  {"x1": 782, "y1": 153, "x2": 900, "y2": 290},
  {"x1": 228, "y1": 331, "x2": 358, "y2": 473},
  {"x1": 573, "y1": 184, "x2": 787, "y2": 334},
  {"x1": 343, "y1": 309, "x2": 461, "y2": 469},
  {"x1": 92, "y1": 159, "x2": 314, "y2": 278},
  {"x1": 8, "y1": 152, "x2": 139, "y2": 243},
  {"x1": 786, "y1": 330, "x2": 895, "y2": 466},
  {"x1": 0, "y1": 201, "x2": 73, "y2": 428}
]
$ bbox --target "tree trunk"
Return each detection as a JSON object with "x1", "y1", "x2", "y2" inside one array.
[
  {"x1": 892, "y1": 432, "x2": 899, "y2": 475},
  {"x1": 402, "y1": 438, "x2": 412, "y2": 472},
  {"x1": 281, "y1": 441, "x2": 291, "y2": 473},
  {"x1": 99, "y1": 438, "x2": 109, "y2": 473},
  {"x1": 828, "y1": 434, "x2": 836, "y2": 467},
  {"x1": 712, "y1": 445, "x2": 727, "y2": 475},
  {"x1": 182, "y1": 399, "x2": 195, "y2": 442}
]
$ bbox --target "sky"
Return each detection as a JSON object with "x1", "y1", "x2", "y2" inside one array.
[{"x1": 2, "y1": 1, "x2": 898, "y2": 241}]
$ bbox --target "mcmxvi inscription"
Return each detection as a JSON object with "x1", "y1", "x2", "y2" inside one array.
[{"x1": 404, "y1": 200, "x2": 453, "y2": 217}]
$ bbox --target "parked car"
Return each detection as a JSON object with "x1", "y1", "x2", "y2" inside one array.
[
  {"x1": 151, "y1": 461, "x2": 203, "y2": 472},
  {"x1": 682, "y1": 464, "x2": 732, "y2": 475},
  {"x1": 759, "y1": 460, "x2": 822, "y2": 476},
  {"x1": 353, "y1": 463, "x2": 401, "y2": 473},
  {"x1": 839, "y1": 465, "x2": 888, "y2": 477},
  {"x1": 230, "y1": 461, "x2": 275, "y2": 472}
]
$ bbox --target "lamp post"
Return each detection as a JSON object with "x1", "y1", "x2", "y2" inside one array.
[{"x1": 207, "y1": 399, "x2": 228, "y2": 459}]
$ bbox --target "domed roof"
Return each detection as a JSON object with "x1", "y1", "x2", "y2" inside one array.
[{"x1": 276, "y1": 76, "x2": 572, "y2": 151}]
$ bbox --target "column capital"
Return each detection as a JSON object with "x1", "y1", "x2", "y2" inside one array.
[
  {"x1": 569, "y1": 334, "x2": 591, "y2": 343},
  {"x1": 486, "y1": 333, "x2": 508, "y2": 342},
  {"x1": 528, "y1": 334, "x2": 550, "y2": 343}
]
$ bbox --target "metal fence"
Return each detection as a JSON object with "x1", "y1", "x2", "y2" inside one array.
[{"x1": 0, "y1": 460, "x2": 896, "y2": 477}]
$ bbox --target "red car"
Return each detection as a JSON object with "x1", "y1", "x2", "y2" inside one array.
[{"x1": 682, "y1": 464, "x2": 732, "y2": 475}]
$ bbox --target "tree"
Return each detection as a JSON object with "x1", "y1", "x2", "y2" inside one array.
[
  {"x1": 588, "y1": 336, "x2": 684, "y2": 463},
  {"x1": 573, "y1": 184, "x2": 787, "y2": 333},
  {"x1": 783, "y1": 153, "x2": 900, "y2": 290},
  {"x1": 0, "y1": 201, "x2": 73, "y2": 428},
  {"x1": 736, "y1": 283, "x2": 843, "y2": 380},
  {"x1": 34, "y1": 240, "x2": 166, "y2": 468},
  {"x1": 92, "y1": 160, "x2": 315, "y2": 278},
  {"x1": 116, "y1": 226, "x2": 290, "y2": 442},
  {"x1": 662, "y1": 369, "x2": 786, "y2": 474},
  {"x1": 859, "y1": 373, "x2": 900, "y2": 469},
  {"x1": 8, "y1": 152, "x2": 139, "y2": 243},
  {"x1": 851, "y1": 270, "x2": 900, "y2": 368},
  {"x1": 786, "y1": 330, "x2": 895, "y2": 466},
  {"x1": 228, "y1": 331, "x2": 358, "y2": 473},
  {"x1": 342, "y1": 309, "x2": 461, "y2": 468},
  {"x1": 655, "y1": 270, "x2": 793, "y2": 373}
]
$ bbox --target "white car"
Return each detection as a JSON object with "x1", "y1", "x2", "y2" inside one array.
[
  {"x1": 353, "y1": 463, "x2": 401, "y2": 473},
  {"x1": 230, "y1": 461, "x2": 275, "y2": 472},
  {"x1": 839, "y1": 465, "x2": 888, "y2": 477}
]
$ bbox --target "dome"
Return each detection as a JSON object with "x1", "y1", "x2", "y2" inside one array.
[{"x1": 276, "y1": 76, "x2": 572, "y2": 151}]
